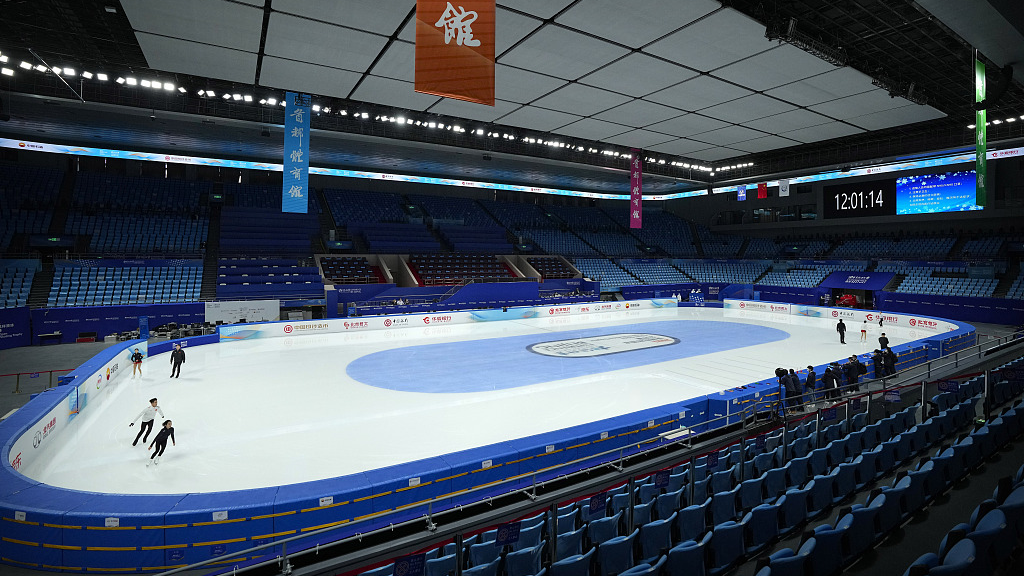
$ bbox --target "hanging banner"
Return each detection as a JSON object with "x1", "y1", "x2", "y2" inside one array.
[
  {"x1": 737, "y1": 184, "x2": 747, "y2": 201},
  {"x1": 415, "y1": 0, "x2": 496, "y2": 106},
  {"x1": 974, "y1": 53, "x2": 987, "y2": 207},
  {"x1": 630, "y1": 149, "x2": 643, "y2": 229},
  {"x1": 757, "y1": 182, "x2": 767, "y2": 199},
  {"x1": 779, "y1": 179, "x2": 790, "y2": 197},
  {"x1": 283, "y1": 92, "x2": 311, "y2": 213}
]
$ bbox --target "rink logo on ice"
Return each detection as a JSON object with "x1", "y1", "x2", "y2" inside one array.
[{"x1": 529, "y1": 333, "x2": 679, "y2": 358}]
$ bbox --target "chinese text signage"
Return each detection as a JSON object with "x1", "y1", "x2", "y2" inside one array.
[
  {"x1": 415, "y1": 1, "x2": 495, "y2": 105},
  {"x1": 283, "y1": 92, "x2": 311, "y2": 213},
  {"x1": 630, "y1": 149, "x2": 642, "y2": 229}
]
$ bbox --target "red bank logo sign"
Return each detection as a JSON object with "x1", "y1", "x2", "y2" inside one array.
[
  {"x1": 284, "y1": 325, "x2": 293, "y2": 333},
  {"x1": 284, "y1": 323, "x2": 329, "y2": 333},
  {"x1": 383, "y1": 318, "x2": 410, "y2": 328},
  {"x1": 343, "y1": 321, "x2": 368, "y2": 330},
  {"x1": 739, "y1": 302, "x2": 746, "y2": 308},
  {"x1": 909, "y1": 318, "x2": 938, "y2": 329},
  {"x1": 548, "y1": 307, "x2": 571, "y2": 315},
  {"x1": 423, "y1": 315, "x2": 452, "y2": 325}
]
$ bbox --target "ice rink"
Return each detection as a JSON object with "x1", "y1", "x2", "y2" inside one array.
[{"x1": 20, "y1": 306, "x2": 918, "y2": 495}]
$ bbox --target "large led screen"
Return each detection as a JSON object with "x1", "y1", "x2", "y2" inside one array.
[{"x1": 896, "y1": 171, "x2": 983, "y2": 214}]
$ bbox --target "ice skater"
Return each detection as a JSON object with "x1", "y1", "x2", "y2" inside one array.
[
  {"x1": 131, "y1": 348, "x2": 144, "y2": 378},
  {"x1": 147, "y1": 420, "x2": 175, "y2": 466},
  {"x1": 129, "y1": 398, "x2": 164, "y2": 446},
  {"x1": 837, "y1": 318, "x2": 847, "y2": 344},
  {"x1": 860, "y1": 320, "x2": 868, "y2": 342},
  {"x1": 878, "y1": 332, "x2": 890, "y2": 350},
  {"x1": 169, "y1": 343, "x2": 185, "y2": 378}
]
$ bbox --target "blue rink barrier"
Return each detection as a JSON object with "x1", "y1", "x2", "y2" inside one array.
[{"x1": 0, "y1": 302, "x2": 977, "y2": 572}]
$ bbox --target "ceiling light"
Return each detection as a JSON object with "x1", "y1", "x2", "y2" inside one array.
[
  {"x1": 232, "y1": 93, "x2": 241, "y2": 100},
  {"x1": 163, "y1": 82, "x2": 174, "y2": 91},
  {"x1": 428, "y1": 122, "x2": 437, "y2": 128},
  {"x1": 340, "y1": 110, "x2": 347, "y2": 116},
  {"x1": 35, "y1": 64, "x2": 47, "y2": 72},
  {"x1": 63, "y1": 67, "x2": 75, "y2": 76},
  {"x1": 51, "y1": 66, "x2": 62, "y2": 74},
  {"x1": 0, "y1": 68, "x2": 12, "y2": 77},
  {"x1": 395, "y1": 116, "x2": 404, "y2": 123},
  {"x1": 259, "y1": 99, "x2": 266, "y2": 105},
  {"x1": 993, "y1": 119, "x2": 1002, "y2": 124},
  {"x1": 407, "y1": 118, "x2": 414, "y2": 125},
  {"x1": 97, "y1": 73, "x2": 108, "y2": 81},
  {"x1": 206, "y1": 90, "x2": 215, "y2": 97},
  {"x1": 453, "y1": 125, "x2": 461, "y2": 131},
  {"x1": 140, "y1": 79, "x2": 151, "y2": 87},
  {"x1": 0, "y1": 55, "x2": 7, "y2": 63},
  {"x1": 116, "y1": 76, "x2": 125, "y2": 84},
  {"x1": 19, "y1": 61, "x2": 32, "y2": 70},
  {"x1": 280, "y1": 101, "x2": 285, "y2": 106},
  {"x1": 222, "y1": 93, "x2": 231, "y2": 100},
  {"x1": 198, "y1": 89, "x2": 206, "y2": 96},
  {"x1": 360, "y1": 112, "x2": 368, "y2": 119},
  {"x1": 312, "y1": 104, "x2": 321, "y2": 112},
  {"x1": 243, "y1": 94, "x2": 252, "y2": 102},
  {"x1": 266, "y1": 98, "x2": 277, "y2": 105},
  {"x1": 125, "y1": 77, "x2": 137, "y2": 85},
  {"x1": 1007, "y1": 117, "x2": 1016, "y2": 123},
  {"x1": 177, "y1": 86, "x2": 186, "y2": 93},
  {"x1": 81, "y1": 71, "x2": 93, "y2": 79},
  {"x1": 322, "y1": 107, "x2": 330, "y2": 113}
]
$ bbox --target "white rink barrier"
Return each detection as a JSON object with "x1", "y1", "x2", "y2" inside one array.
[
  {"x1": 723, "y1": 299, "x2": 959, "y2": 333},
  {"x1": 218, "y1": 299, "x2": 678, "y2": 341}
]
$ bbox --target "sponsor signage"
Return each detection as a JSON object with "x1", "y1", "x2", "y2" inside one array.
[
  {"x1": 654, "y1": 470, "x2": 670, "y2": 488},
  {"x1": 937, "y1": 380, "x2": 960, "y2": 392},
  {"x1": 495, "y1": 521, "x2": 521, "y2": 545},
  {"x1": 883, "y1": 389, "x2": 901, "y2": 403},
  {"x1": 589, "y1": 492, "x2": 607, "y2": 516},
  {"x1": 528, "y1": 333, "x2": 678, "y2": 358}
]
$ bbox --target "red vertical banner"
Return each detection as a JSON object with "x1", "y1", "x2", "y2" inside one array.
[
  {"x1": 630, "y1": 149, "x2": 642, "y2": 229},
  {"x1": 757, "y1": 182, "x2": 767, "y2": 199},
  {"x1": 415, "y1": 0, "x2": 495, "y2": 106}
]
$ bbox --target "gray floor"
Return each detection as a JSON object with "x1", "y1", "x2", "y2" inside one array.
[{"x1": 0, "y1": 340, "x2": 120, "y2": 420}]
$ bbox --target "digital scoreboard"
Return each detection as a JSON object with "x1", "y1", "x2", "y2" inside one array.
[{"x1": 823, "y1": 178, "x2": 897, "y2": 219}]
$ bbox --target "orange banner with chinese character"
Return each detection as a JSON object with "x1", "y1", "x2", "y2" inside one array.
[{"x1": 415, "y1": 0, "x2": 495, "y2": 106}]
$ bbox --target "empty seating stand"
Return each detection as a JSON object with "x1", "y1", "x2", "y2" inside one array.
[
  {"x1": 224, "y1": 183, "x2": 321, "y2": 212},
  {"x1": 320, "y1": 257, "x2": 383, "y2": 284},
  {"x1": 0, "y1": 261, "x2": 38, "y2": 308},
  {"x1": 437, "y1": 226, "x2": 512, "y2": 253},
  {"x1": 528, "y1": 257, "x2": 577, "y2": 279},
  {"x1": 219, "y1": 207, "x2": 318, "y2": 256},
  {"x1": 48, "y1": 263, "x2": 202, "y2": 307},
  {"x1": 349, "y1": 222, "x2": 441, "y2": 253},
  {"x1": 408, "y1": 254, "x2": 515, "y2": 286},
  {"x1": 0, "y1": 163, "x2": 61, "y2": 250},
  {"x1": 217, "y1": 258, "x2": 324, "y2": 299}
]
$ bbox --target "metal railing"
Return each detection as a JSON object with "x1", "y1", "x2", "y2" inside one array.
[
  {"x1": 151, "y1": 330, "x2": 1022, "y2": 576},
  {"x1": 1, "y1": 368, "x2": 74, "y2": 396}
]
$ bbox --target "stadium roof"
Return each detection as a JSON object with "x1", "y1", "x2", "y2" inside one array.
[{"x1": 0, "y1": 0, "x2": 1022, "y2": 193}]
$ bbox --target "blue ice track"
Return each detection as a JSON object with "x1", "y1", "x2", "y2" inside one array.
[{"x1": 346, "y1": 320, "x2": 790, "y2": 393}]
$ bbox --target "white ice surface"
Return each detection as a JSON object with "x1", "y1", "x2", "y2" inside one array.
[{"x1": 19, "y1": 307, "x2": 922, "y2": 495}]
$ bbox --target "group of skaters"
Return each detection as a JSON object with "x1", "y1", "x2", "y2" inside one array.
[
  {"x1": 776, "y1": 333, "x2": 899, "y2": 413},
  {"x1": 125, "y1": 344, "x2": 185, "y2": 467}
]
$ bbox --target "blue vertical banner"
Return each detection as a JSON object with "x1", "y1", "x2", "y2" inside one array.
[
  {"x1": 283, "y1": 92, "x2": 311, "y2": 213},
  {"x1": 736, "y1": 184, "x2": 747, "y2": 201},
  {"x1": 138, "y1": 316, "x2": 149, "y2": 340}
]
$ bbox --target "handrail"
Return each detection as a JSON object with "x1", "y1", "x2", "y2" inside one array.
[
  {"x1": 1, "y1": 368, "x2": 75, "y2": 393},
  {"x1": 153, "y1": 328, "x2": 1022, "y2": 576}
]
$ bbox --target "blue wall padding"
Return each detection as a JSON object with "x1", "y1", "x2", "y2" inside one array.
[
  {"x1": 442, "y1": 442, "x2": 523, "y2": 507},
  {"x1": 270, "y1": 472, "x2": 373, "y2": 548},
  {"x1": 163, "y1": 488, "x2": 279, "y2": 567},
  {"x1": 0, "y1": 485, "x2": 86, "y2": 568},
  {"x1": 444, "y1": 282, "x2": 538, "y2": 306},
  {"x1": 363, "y1": 457, "x2": 453, "y2": 522},
  {"x1": 61, "y1": 495, "x2": 184, "y2": 571},
  {"x1": 572, "y1": 417, "x2": 639, "y2": 468},
  {"x1": 507, "y1": 430, "x2": 583, "y2": 484},
  {"x1": 147, "y1": 333, "x2": 218, "y2": 356}
]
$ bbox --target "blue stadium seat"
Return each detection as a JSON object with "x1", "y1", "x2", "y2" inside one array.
[
  {"x1": 587, "y1": 510, "x2": 622, "y2": 546},
  {"x1": 674, "y1": 499, "x2": 709, "y2": 543},
  {"x1": 549, "y1": 547, "x2": 594, "y2": 576},
  {"x1": 707, "y1": 521, "x2": 744, "y2": 575},
  {"x1": 596, "y1": 528, "x2": 638, "y2": 576},
  {"x1": 767, "y1": 537, "x2": 815, "y2": 576},
  {"x1": 505, "y1": 543, "x2": 543, "y2": 576},
  {"x1": 638, "y1": 513, "x2": 674, "y2": 563},
  {"x1": 555, "y1": 526, "x2": 586, "y2": 561},
  {"x1": 741, "y1": 503, "x2": 780, "y2": 555},
  {"x1": 666, "y1": 531, "x2": 711, "y2": 576}
]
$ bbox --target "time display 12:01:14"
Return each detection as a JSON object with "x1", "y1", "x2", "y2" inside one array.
[{"x1": 835, "y1": 189, "x2": 885, "y2": 210}]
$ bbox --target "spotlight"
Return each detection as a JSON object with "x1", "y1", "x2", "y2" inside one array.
[
  {"x1": 140, "y1": 79, "x2": 151, "y2": 87},
  {"x1": 126, "y1": 77, "x2": 137, "y2": 85},
  {"x1": 339, "y1": 110, "x2": 347, "y2": 116},
  {"x1": 206, "y1": 90, "x2": 215, "y2": 97},
  {"x1": 243, "y1": 95, "x2": 252, "y2": 102},
  {"x1": 163, "y1": 82, "x2": 174, "y2": 91},
  {"x1": 35, "y1": 64, "x2": 47, "y2": 72},
  {"x1": 259, "y1": 99, "x2": 266, "y2": 105},
  {"x1": 266, "y1": 98, "x2": 277, "y2": 105},
  {"x1": 322, "y1": 107, "x2": 330, "y2": 113},
  {"x1": 0, "y1": 68, "x2": 12, "y2": 77},
  {"x1": 0, "y1": 55, "x2": 7, "y2": 63},
  {"x1": 51, "y1": 66, "x2": 62, "y2": 74},
  {"x1": 198, "y1": 89, "x2": 206, "y2": 96},
  {"x1": 177, "y1": 86, "x2": 186, "y2": 93},
  {"x1": 222, "y1": 93, "x2": 231, "y2": 100},
  {"x1": 232, "y1": 93, "x2": 241, "y2": 100},
  {"x1": 96, "y1": 73, "x2": 108, "y2": 81},
  {"x1": 63, "y1": 67, "x2": 75, "y2": 76},
  {"x1": 116, "y1": 76, "x2": 125, "y2": 84},
  {"x1": 312, "y1": 104, "x2": 321, "y2": 112},
  {"x1": 360, "y1": 112, "x2": 368, "y2": 119},
  {"x1": 19, "y1": 61, "x2": 32, "y2": 70},
  {"x1": 81, "y1": 71, "x2": 93, "y2": 79}
]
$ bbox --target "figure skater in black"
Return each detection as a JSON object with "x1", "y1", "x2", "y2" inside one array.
[
  {"x1": 147, "y1": 420, "x2": 175, "y2": 466},
  {"x1": 131, "y1": 348, "x2": 144, "y2": 378},
  {"x1": 169, "y1": 344, "x2": 185, "y2": 378}
]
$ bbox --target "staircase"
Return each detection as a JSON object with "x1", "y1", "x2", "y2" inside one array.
[
  {"x1": 993, "y1": 259, "x2": 1020, "y2": 298},
  {"x1": 47, "y1": 169, "x2": 77, "y2": 235},
  {"x1": 199, "y1": 202, "x2": 221, "y2": 301},
  {"x1": 312, "y1": 187, "x2": 335, "y2": 253},
  {"x1": 883, "y1": 273, "x2": 906, "y2": 292},
  {"x1": 946, "y1": 235, "x2": 968, "y2": 260},
  {"x1": 688, "y1": 222, "x2": 705, "y2": 258},
  {"x1": 736, "y1": 237, "x2": 751, "y2": 259},
  {"x1": 27, "y1": 262, "x2": 54, "y2": 308}
]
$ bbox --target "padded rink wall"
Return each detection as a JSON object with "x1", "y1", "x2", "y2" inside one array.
[{"x1": 0, "y1": 300, "x2": 975, "y2": 572}]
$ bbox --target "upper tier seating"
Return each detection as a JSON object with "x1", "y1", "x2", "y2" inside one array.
[
  {"x1": 224, "y1": 183, "x2": 321, "y2": 212},
  {"x1": 348, "y1": 222, "x2": 442, "y2": 253},
  {"x1": 830, "y1": 236, "x2": 954, "y2": 260},
  {"x1": 527, "y1": 257, "x2": 576, "y2": 279},
  {"x1": 896, "y1": 276, "x2": 999, "y2": 297},
  {"x1": 675, "y1": 261, "x2": 770, "y2": 284},
  {"x1": 409, "y1": 194, "x2": 498, "y2": 227},
  {"x1": 694, "y1": 225, "x2": 744, "y2": 258},
  {"x1": 71, "y1": 172, "x2": 210, "y2": 213},
  {"x1": 603, "y1": 209, "x2": 699, "y2": 258},
  {"x1": 578, "y1": 231, "x2": 645, "y2": 257},
  {"x1": 545, "y1": 205, "x2": 620, "y2": 232},
  {"x1": 48, "y1": 264, "x2": 201, "y2": 307},
  {"x1": 742, "y1": 237, "x2": 776, "y2": 259},
  {"x1": 0, "y1": 261, "x2": 38, "y2": 308},
  {"x1": 959, "y1": 236, "x2": 1003, "y2": 259},
  {"x1": 408, "y1": 254, "x2": 515, "y2": 286},
  {"x1": 478, "y1": 200, "x2": 554, "y2": 230},
  {"x1": 324, "y1": 189, "x2": 406, "y2": 225},
  {"x1": 320, "y1": 257, "x2": 382, "y2": 284},
  {"x1": 757, "y1": 262, "x2": 869, "y2": 288},
  {"x1": 574, "y1": 259, "x2": 638, "y2": 292},
  {"x1": 621, "y1": 261, "x2": 692, "y2": 285},
  {"x1": 219, "y1": 207, "x2": 317, "y2": 256},
  {"x1": 522, "y1": 229, "x2": 600, "y2": 258},
  {"x1": 437, "y1": 226, "x2": 512, "y2": 253},
  {"x1": 216, "y1": 258, "x2": 324, "y2": 299},
  {"x1": 0, "y1": 163, "x2": 62, "y2": 250},
  {"x1": 1007, "y1": 271, "x2": 1024, "y2": 300},
  {"x1": 65, "y1": 214, "x2": 208, "y2": 255}
]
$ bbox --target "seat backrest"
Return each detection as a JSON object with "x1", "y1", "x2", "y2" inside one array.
[{"x1": 505, "y1": 543, "x2": 544, "y2": 576}]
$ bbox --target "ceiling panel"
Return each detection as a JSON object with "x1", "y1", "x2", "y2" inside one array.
[
  {"x1": 699, "y1": 94, "x2": 797, "y2": 124},
  {"x1": 135, "y1": 33, "x2": 258, "y2": 85},
  {"x1": 498, "y1": 24, "x2": 630, "y2": 80},
  {"x1": 645, "y1": 75, "x2": 753, "y2": 112},
  {"x1": 531, "y1": 83, "x2": 632, "y2": 116},
  {"x1": 273, "y1": 0, "x2": 414, "y2": 36},
  {"x1": 809, "y1": 89, "x2": 914, "y2": 120},
  {"x1": 713, "y1": 44, "x2": 839, "y2": 91},
  {"x1": 578, "y1": 53, "x2": 698, "y2": 98},
  {"x1": 592, "y1": 100, "x2": 684, "y2": 127},
  {"x1": 689, "y1": 125, "x2": 766, "y2": 146},
  {"x1": 495, "y1": 106, "x2": 582, "y2": 132},
  {"x1": 426, "y1": 99, "x2": 522, "y2": 123},
  {"x1": 368, "y1": 41, "x2": 414, "y2": 82},
  {"x1": 645, "y1": 113, "x2": 730, "y2": 137},
  {"x1": 495, "y1": 65, "x2": 569, "y2": 104},
  {"x1": 351, "y1": 76, "x2": 442, "y2": 110},
  {"x1": 764, "y1": 67, "x2": 877, "y2": 107},
  {"x1": 121, "y1": 0, "x2": 265, "y2": 52},
  {"x1": 260, "y1": 57, "x2": 364, "y2": 98},
  {"x1": 499, "y1": 0, "x2": 577, "y2": 20},
  {"x1": 264, "y1": 12, "x2": 389, "y2": 71},
  {"x1": 730, "y1": 135, "x2": 802, "y2": 153},
  {"x1": 692, "y1": 147, "x2": 744, "y2": 161},
  {"x1": 648, "y1": 138, "x2": 718, "y2": 156},
  {"x1": 555, "y1": 118, "x2": 633, "y2": 141},
  {"x1": 555, "y1": 0, "x2": 719, "y2": 48},
  {"x1": 494, "y1": 8, "x2": 546, "y2": 55},
  {"x1": 847, "y1": 104, "x2": 946, "y2": 131},
  {"x1": 744, "y1": 108, "x2": 835, "y2": 134},
  {"x1": 644, "y1": 8, "x2": 772, "y2": 73},
  {"x1": 607, "y1": 129, "x2": 677, "y2": 149},
  {"x1": 780, "y1": 121, "x2": 865, "y2": 144}
]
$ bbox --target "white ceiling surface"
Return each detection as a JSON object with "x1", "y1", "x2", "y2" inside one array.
[{"x1": 123, "y1": 0, "x2": 947, "y2": 163}]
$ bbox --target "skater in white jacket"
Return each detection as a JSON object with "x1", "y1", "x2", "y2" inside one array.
[{"x1": 129, "y1": 398, "x2": 164, "y2": 446}]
